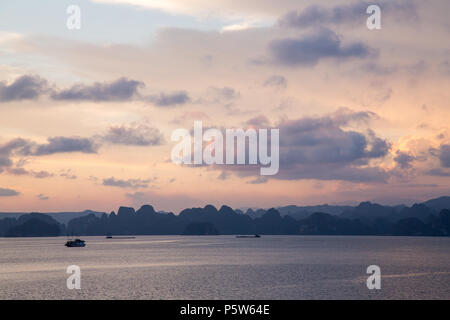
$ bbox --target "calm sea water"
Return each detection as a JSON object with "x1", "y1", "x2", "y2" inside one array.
[{"x1": 0, "y1": 236, "x2": 449, "y2": 300}]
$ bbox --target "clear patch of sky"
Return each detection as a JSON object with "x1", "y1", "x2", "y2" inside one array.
[{"x1": 0, "y1": 0, "x2": 241, "y2": 45}]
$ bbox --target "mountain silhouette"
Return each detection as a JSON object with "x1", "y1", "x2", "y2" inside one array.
[
  {"x1": 422, "y1": 196, "x2": 450, "y2": 211},
  {"x1": 1, "y1": 197, "x2": 450, "y2": 237},
  {"x1": 182, "y1": 222, "x2": 219, "y2": 235},
  {"x1": 2, "y1": 213, "x2": 64, "y2": 237}
]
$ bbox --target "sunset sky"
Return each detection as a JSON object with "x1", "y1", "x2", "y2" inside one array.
[{"x1": 0, "y1": 0, "x2": 449, "y2": 213}]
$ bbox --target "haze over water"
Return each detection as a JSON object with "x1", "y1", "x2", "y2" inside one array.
[{"x1": 1, "y1": 236, "x2": 449, "y2": 300}]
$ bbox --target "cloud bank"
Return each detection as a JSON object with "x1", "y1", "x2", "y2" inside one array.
[{"x1": 270, "y1": 28, "x2": 372, "y2": 66}]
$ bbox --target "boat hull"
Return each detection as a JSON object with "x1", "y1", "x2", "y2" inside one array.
[
  {"x1": 65, "y1": 239, "x2": 86, "y2": 247},
  {"x1": 236, "y1": 235, "x2": 261, "y2": 238},
  {"x1": 65, "y1": 243, "x2": 86, "y2": 247}
]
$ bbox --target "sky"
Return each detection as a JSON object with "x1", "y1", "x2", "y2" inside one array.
[{"x1": 0, "y1": 0, "x2": 450, "y2": 213}]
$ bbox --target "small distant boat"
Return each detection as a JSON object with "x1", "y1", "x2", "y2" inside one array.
[
  {"x1": 106, "y1": 236, "x2": 136, "y2": 239},
  {"x1": 236, "y1": 234, "x2": 261, "y2": 238},
  {"x1": 65, "y1": 239, "x2": 86, "y2": 247}
]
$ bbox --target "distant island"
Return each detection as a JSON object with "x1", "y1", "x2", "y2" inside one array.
[{"x1": 1, "y1": 196, "x2": 450, "y2": 237}]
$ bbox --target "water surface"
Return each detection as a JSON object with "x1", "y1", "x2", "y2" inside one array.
[{"x1": 0, "y1": 236, "x2": 449, "y2": 299}]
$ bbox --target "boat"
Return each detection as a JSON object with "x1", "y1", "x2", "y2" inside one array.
[
  {"x1": 105, "y1": 236, "x2": 136, "y2": 239},
  {"x1": 236, "y1": 234, "x2": 261, "y2": 238},
  {"x1": 65, "y1": 239, "x2": 86, "y2": 247}
]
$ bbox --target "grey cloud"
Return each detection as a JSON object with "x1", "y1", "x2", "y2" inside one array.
[
  {"x1": 225, "y1": 162, "x2": 389, "y2": 183},
  {"x1": 0, "y1": 75, "x2": 49, "y2": 102},
  {"x1": 331, "y1": 108, "x2": 377, "y2": 125},
  {"x1": 364, "y1": 130, "x2": 391, "y2": 158},
  {"x1": 245, "y1": 115, "x2": 270, "y2": 127},
  {"x1": 210, "y1": 109, "x2": 390, "y2": 183},
  {"x1": 279, "y1": 1, "x2": 417, "y2": 29},
  {"x1": 0, "y1": 157, "x2": 12, "y2": 168},
  {"x1": 426, "y1": 168, "x2": 450, "y2": 177},
  {"x1": 270, "y1": 28, "x2": 372, "y2": 66},
  {"x1": 246, "y1": 176, "x2": 269, "y2": 184},
  {"x1": 428, "y1": 147, "x2": 439, "y2": 158},
  {"x1": 209, "y1": 87, "x2": 240, "y2": 101},
  {"x1": 0, "y1": 123, "x2": 162, "y2": 175},
  {"x1": 5, "y1": 167, "x2": 54, "y2": 179},
  {"x1": 0, "y1": 75, "x2": 193, "y2": 106},
  {"x1": 102, "y1": 123, "x2": 164, "y2": 146},
  {"x1": 60, "y1": 169, "x2": 77, "y2": 180},
  {"x1": 0, "y1": 137, "x2": 96, "y2": 177},
  {"x1": 6, "y1": 167, "x2": 29, "y2": 175},
  {"x1": 394, "y1": 151, "x2": 416, "y2": 169},
  {"x1": 2, "y1": 136, "x2": 97, "y2": 157},
  {"x1": 61, "y1": 174, "x2": 77, "y2": 179},
  {"x1": 0, "y1": 138, "x2": 32, "y2": 171},
  {"x1": 2, "y1": 159, "x2": 55, "y2": 179},
  {"x1": 263, "y1": 75, "x2": 287, "y2": 89},
  {"x1": 37, "y1": 194, "x2": 49, "y2": 200},
  {"x1": 198, "y1": 87, "x2": 240, "y2": 106},
  {"x1": 30, "y1": 137, "x2": 98, "y2": 156},
  {"x1": 278, "y1": 113, "x2": 389, "y2": 166},
  {"x1": 32, "y1": 170, "x2": 54, "y2": 179},
  {"x1": 0, "y1": 138, "x2": 32, "y2": 157},
  {"x1": 274, "y1": 164, "x2": 389, "y2": 183},
  {"x1": 103, "y1": 177, "x2": 153, "y2": 189},
  {"x1": 359, "y1": 62, "x2": 398, "y2": 76},
  {"x1": 0, "y1": 142, "x2": 54, "y2": 178},
  {"x1": 146, "y1": 91, "x2": 190, "y2": 107},
  {"x1": 440, "y1": 144, "x2": 450, "y2": 168},
  {"x1": 51, "y1": 77, "x2": 144, "y2": 101},
  {"x1": 0, "y1": 187, "x2": 20, "y2": 197}
]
